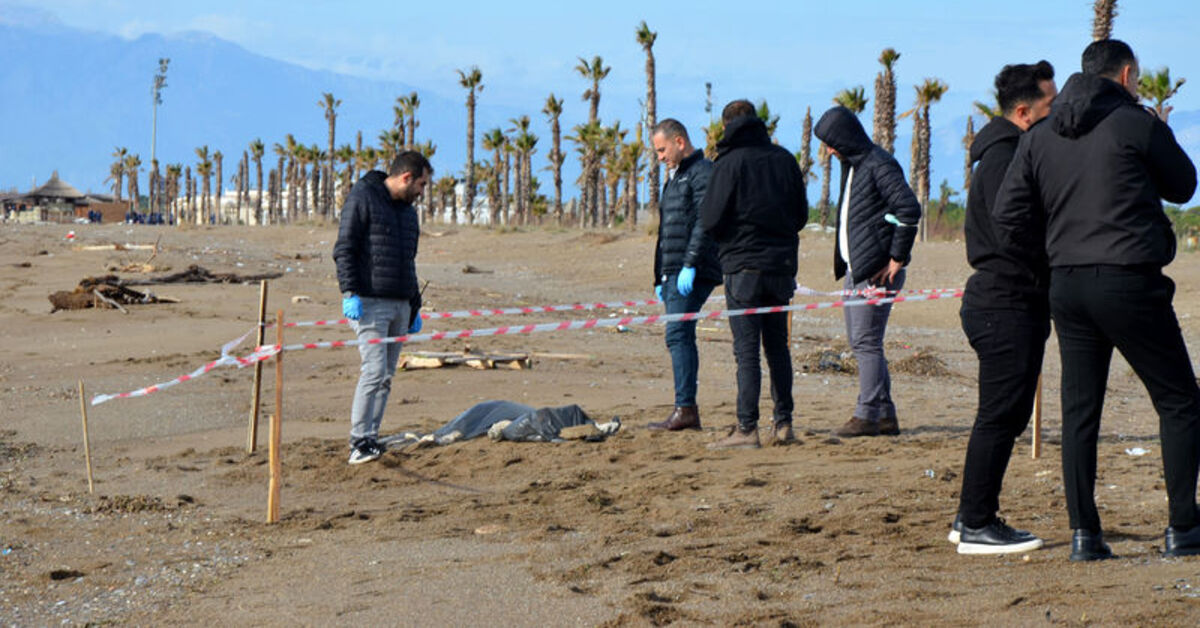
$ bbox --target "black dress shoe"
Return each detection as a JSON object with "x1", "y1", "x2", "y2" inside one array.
[
  {"x1": 1069, "y1": 529, "x2": 1114, "y2": 562},
  {"x1": 957, "y1": 519, "x2": 1043, "y2": 555},
  {"x1": 1164, "y1": 525, "x2": 1200, "y2": 557}
]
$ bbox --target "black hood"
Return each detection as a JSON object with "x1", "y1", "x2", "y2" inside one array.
[
  {"x1": 969, "y1": 116, "x2": 1021, "y2": 164},
  {"x1": 363, "y1": 170, "x2": 388, "y2": 187},
  {"x1": 716, "y1": 115, "x2": 772, "y2": 158},
  {"x1": 814, "y1": 106, "x2": 873, "y2": 166},
  {"x1": 1050, "y1": 73, "x2": 1136, "y2": 139}
]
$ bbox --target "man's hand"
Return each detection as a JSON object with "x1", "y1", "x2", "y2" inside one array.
[
  {"x1": 870, "y1": 259, "x2": 904, "y2": 287},
  {"x1": 342, "y1": 295, "x2": 362, "y2": 320},
  {"x1": 408, "y1": 314, "x2": 423, "y2": 334},
  {"x1": 676, "y1": 266, "x2": 696, "y2": 297}
]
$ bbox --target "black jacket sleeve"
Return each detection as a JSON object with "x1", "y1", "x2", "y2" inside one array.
[
  {"x1": 791, "y1": 158, "x2": 809, "y2": 233},
  {"x1": 699, "y1": 162, "x2": 734, "y2": 237},
  {"x1": 682, "y1": 161, "x2": 713, "y2": 267},
  {"x1": 1146, "y1": 117, "x2": 1198, "y2": 204},
  {"x1": 992, "y1": 136, "x2": 1045, "y2": 264},
  {"x1": 873, "y1": 158, "x2": 921, "y2": 262},
  {"x1": 652, "y1": 224, "x2": 663, "y2": 288},
  {"x1": 332, "y1": 193, "x2": 367, "y2": 295}
]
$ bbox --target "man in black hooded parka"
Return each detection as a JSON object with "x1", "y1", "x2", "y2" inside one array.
[
  {"x1": 814, "y1": 106, "x2": 921, "y2": 438},
  {"x1": 994, "y1": 39, "x2": 1200, "y2": 561}
]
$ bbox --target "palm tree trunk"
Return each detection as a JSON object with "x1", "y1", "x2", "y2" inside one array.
[
  {"x1": 818, "y1": 144, "x2": 832, "y2": 228},
  {"x1": 645, "y1": 48, "x2": 659, "y2": 222}
]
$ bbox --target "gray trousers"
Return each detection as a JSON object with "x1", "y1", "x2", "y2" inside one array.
[
  {"x1": 843, "y1": 269, "x2": 905, "y2": 421},
  {"x1": 349, "y1": 296, "x2": 412, "y2": 443}
]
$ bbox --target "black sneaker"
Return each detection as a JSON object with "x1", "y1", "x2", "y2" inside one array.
[
  {"x1": 957, "y1": 519, "x2": 1043, "y2": 555},
  {"x1": 348, "y1": 437, "x2": 384, "y2": 465},
  {"x1": 1163, "y1": 525, "x2": 1200, "y2": 558},
  {"x1": 1069, "y1": 529, "x2": 1114, "y2": 562}
]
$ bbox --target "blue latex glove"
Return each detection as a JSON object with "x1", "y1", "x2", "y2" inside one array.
[
  {"x1": 342, "y1": 295, "x2": 362, "y2": 320},
  {"x1": 408, "y1": 313, "x2": 423, "y2": 334},
  {"x1": 655, "y1": 284, "x2": 663, "y2": 301},
  {"x1": 676, "y1": 266, "x2": 696, "y2": 296}
]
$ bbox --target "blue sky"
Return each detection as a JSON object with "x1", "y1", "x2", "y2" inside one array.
[
  {"x1": 23, "y1": 0, "x2": 1199, "y2": 117},
  {"x1": 6, "y1": 0, "x2": 1199, "y2": 199}
]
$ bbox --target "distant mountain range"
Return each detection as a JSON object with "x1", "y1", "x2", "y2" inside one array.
[{"x1": 3, "y1": 10, "x2": 1199, "y2": 208}]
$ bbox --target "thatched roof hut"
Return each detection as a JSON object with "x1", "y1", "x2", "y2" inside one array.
[{"x1": 25, "y1": 171, "x2": 85, "y2": 203}]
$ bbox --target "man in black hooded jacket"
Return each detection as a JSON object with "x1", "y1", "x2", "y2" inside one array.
[
  {"x1": 951, "y1": 61, "x2": 1056, "y2": 556},
  {"x1": 994, "y1": 39, "x2": 1200, "y2": 561},
  {"x1": 699, "y1": 99, "x2": 808, "y2": 449},
  {"x1": 814, "y1": 106, "x2": 920, "y2": 438}
]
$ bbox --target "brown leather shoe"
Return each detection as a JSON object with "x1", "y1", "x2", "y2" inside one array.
[
  {"x1": 769, "y1": 422, "x2": 797, "y2": 446},
  {"x1": 648, "y1": 406, "x2": 701, "y2": 431},
  {"x1": 707, "y1": 425, "x2": 761, "y2": 449},
  {"x1": 878, "y1": 416, "x2": 900, "y2": 436},
  {"x1": 834, "y1": 416, "x2": 879, "y2": 438}
]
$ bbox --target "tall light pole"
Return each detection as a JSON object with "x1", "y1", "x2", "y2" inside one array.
[{"x1": 151, "y1": 58, "x2": 169, "y2": 212}]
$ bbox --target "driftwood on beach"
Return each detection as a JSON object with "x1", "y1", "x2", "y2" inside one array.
[
  {"x1": 121, "y1": 264, "x2": 283, "y2": 286},
  {"x1": 48, "y1": 275, "x2": 178, "y2": 312}
]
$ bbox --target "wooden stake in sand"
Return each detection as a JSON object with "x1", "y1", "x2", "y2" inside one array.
[
  {"x1": 1031, "y1": 374, "x2": 1043, "y2": 459},
  {"x1": 77, "y1": 380, "x2": 94, "y2": 494},
  {"x1": 266, "y1": 309, "x2": 284, "y2": 524},
  {"x1": 247, "y1": 280, "x2": 269, "y2": 453}
]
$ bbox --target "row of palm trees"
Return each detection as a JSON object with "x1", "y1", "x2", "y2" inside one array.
[{"x1": 108, "y1": 1, "x2": 1184, "y2": 233}]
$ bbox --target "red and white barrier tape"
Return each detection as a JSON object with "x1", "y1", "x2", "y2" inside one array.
[
  {"x1": 272, "y1": 287, "x2": 961, "y2": 328},
  {"x1": 91, "y1": 289, "x2": 963, "y2": 406},
  {"x1": 90, "y1": 330, "x2": 256, "y2": 405}
]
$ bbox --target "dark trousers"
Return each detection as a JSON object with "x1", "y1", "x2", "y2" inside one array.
[
  {"x1": 662, "y1": 274, "x2": 717, "y2": 407},
  {"x1": 958, "y1": 306, "x2": 1050, "y2": 528},
  {"x1": 725, "y1": 271, "x2": 794, "y2": 432},
  {"x1": 1050, "y1": 266, "x2": 1200, "y2": 531}
]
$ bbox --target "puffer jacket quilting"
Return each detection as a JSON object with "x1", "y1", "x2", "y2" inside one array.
[{"x1": 333, "y1": 171, "x2": 421, "y2": 300}]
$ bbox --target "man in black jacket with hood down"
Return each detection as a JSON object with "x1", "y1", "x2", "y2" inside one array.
[
  {"x1": 700, "y1": 99, "x2": 808, "y2": 449},
  {"x1": 814, "y1": 106, "x2": 921, "y2": 438},
  {"x1": 952, "y1": 61, "x2": 1056, "y2": 555},
  {"x1": 334, "y1": 151, "x2": 431, "y2": 465},
  {"x1": 648, "y1": 119, "x2": 722, "y2": 431},
  {"x1": 994, "y1": 39, "x2": 1200, "y2": 561}
]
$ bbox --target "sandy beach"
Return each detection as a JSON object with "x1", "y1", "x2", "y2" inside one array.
[{"x1": 3, "y1": 221, "x2": 1200, "y2": 625}]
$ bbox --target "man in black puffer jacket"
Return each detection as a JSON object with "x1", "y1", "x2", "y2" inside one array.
[
  {"x1": 333, "y1": 151, "x2": 432, "y2": 465},
  {"x1": 815, "y1": 106, "x2": 920, "y2": 438},
  {"x1": 994, "y1": 39, "x2": 1200, "y2": 561},
  {"x1": 952, "y1": 61, "x2": 1057, "y2": 556},
  {"x1": 648, "y1": 119, "x2": 722, "y2": 431},
  {"x1": 700, "y1": 100, "x2": 808, "y2": 449}
]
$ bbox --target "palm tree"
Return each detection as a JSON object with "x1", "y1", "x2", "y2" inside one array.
[
  {"x1": 1092, "y1": 0, "x2": 1118, "y2": 41},
  {"x1": 378, "y1": 128, "x2": 403, "y2": 167},
  {"x1": 973, "y1": 100, "x2": 1002, "y2": 120},
  {"x1": 568, "y1": 120, "x2": 604, "y2": 226},
  {"x1": 576, "y1": 55, "x2": 611, "y2": 124},
  {"x1": 818, "y1": 144, "x2": 833, "y2": 228},
  {"x1": 834, "y1": 87, "x2": 869, "y2": 115},
  {"x1": 482, "y1": 128, "x2": 507, "y2": 225},
  {"x1": 271, "y1": 141, "x2": 288, "y2": 222},
  {"x1": 195, "y1": 146, "x2": 212, "y2": 224},
  {"x1": 797, "y1": 107, "x2": 815, "y2": 183},
  {"x1": 962, "y1": 115, "x2": 976, "y2": 192},
  {"x1": 1138, "y1": 67, "x2": 1186, "y2": 120},
  {"x1": 400, "y1": 92, "x2": 421, "y2": 149},
  {"x1": 249, "y1": 139, "x2": 265, "y2": 225},
  {"x1": 602, "y1": 122, "x2": 627, "y2": 227},
  {"x1": 502, "y1": 136, "x2": 514, "y2": 224},
  {"x1": 335, "y1": 144, "x2": 355, "y2": 208},
  {"x1": 319, "y1": 92, "x2": 341, "y2": 213},
  {"x1": 702, "y1": 120, "x2": 724, "y2": 160},
  {"x1": 622, "y1": 133, "x2": 646, "y2": 227},
  {"x1": 107, "y1": 147, "x2": 128, "y2": 202},
  {"x1": 905, "y1": 78, "x2": 949, "y2": 240},
  {"x1": 414, "y1": 140, "x2": 437, "y2": 159},
  {"x1": 457, "y1": 66, "x2": 484, "y2": 223},
  {"x1": 542, "y1": 94, "x2": 566, "y2": 225},
  {"x1": 756, "y1": 100, "x2": 781, "y2": 140},
  {"x1": 124, "y1": 154, "x2": 142, "y2": 214},
  {"x1": 636, "y1": 20, "x2": 660, "y2": 220},
  {"x1": 165, "y1": 163, "x2": 182, "y2": 221},
  {"x1": 214, "y1": 150, "x2": 224, "y2": 223},
  {"x1": 510, "y1": 116, "x2": 538, "y2": 225},
  {"x1": 873, "y1": 48, "x2": 900, "y2": 153}
]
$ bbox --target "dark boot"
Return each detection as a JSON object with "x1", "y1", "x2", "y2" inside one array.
[
  {"x1": 878, "y1": 416, "x2": 900, "y2": 436},
  {"x1": 834, "y1": 416, "x2": 879, "y2": 438},
  {"x1": 1069, "y1": 529, "x2": 1114, "y2": 562},
  {"x1": 648, "y1": 406, "x2": 701, "y2": 431},
  {"x1": 1164, "y1": 525, "x2": 1200, "y2": 557}
]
